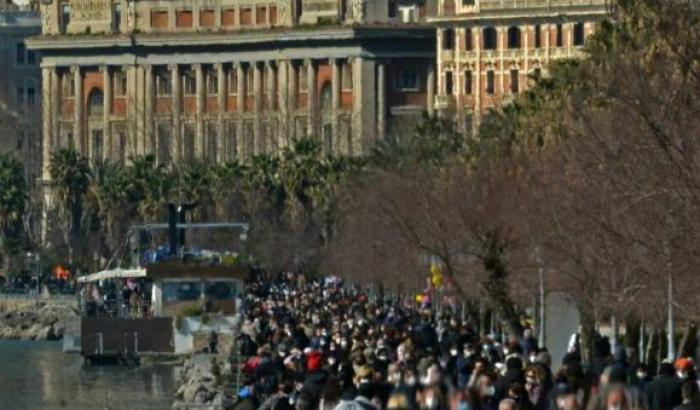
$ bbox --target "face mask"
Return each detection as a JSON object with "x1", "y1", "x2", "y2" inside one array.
[
  {"x1": 529, "y1": 355, "x2": 537, "y2": 363},
  {"x1": 405, "y1": 376, "x2": 417, "y2": 386},
  {"x1": 451, "y1": 349, "x2": 458, "y2": 357},
  {"x1": 340, "y1": 340, "x2": 348, "y2": 349},
  {"x1": 483, "y1": 386, "x2": 495, "y2": 397},
  {"x1": 328, "y1": 358, "x2": 336, "y2": 366},
  {"x1": 637, "y1": 372, "x2": 647, "y2": 380},
  {"x1": 678, "y1": 371, "x2": 688, "y2": 380}
]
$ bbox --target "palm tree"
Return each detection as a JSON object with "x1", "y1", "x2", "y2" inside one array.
[
  {"x1": 0, "y1": 153, "x2": 27, "y2": 269},
  {"x1": 49, "y1": 148, "x2": 91, "y2": 264}
]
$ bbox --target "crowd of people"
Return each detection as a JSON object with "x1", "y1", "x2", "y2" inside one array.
[{"x1": 229, "y1": 272, "x2": 700, "y2": 410}]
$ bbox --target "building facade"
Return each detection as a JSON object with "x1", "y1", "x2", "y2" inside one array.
[
  {"x1": 430, "y1": 0, "x2": 609, "y2": 133},
  {"x1": 28, "y1": 0, "x2": 438, "y2": 181},
  {"x1": 0, "y1": 3, "x2": 41, "y2": 180}
]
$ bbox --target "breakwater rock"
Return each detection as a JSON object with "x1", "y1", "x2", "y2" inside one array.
[{"x1": 0, "y1": 299, "x2": 79, "y2": 341}]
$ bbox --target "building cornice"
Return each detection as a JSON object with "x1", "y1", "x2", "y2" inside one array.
[
  {"x1": 428, "y1": 6, "x2": 610, "y2": 25},
  {"x1": 26, "y1": 24, "x2": 435, "y2": 51}
]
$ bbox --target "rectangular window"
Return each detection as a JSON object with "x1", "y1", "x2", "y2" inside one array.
[
  {"x1": 183, "y1": 71, "x2": 196, "y2": 95},
  {"x1": 256, "y1": 6, "x2": 267, "y2": 25},
  {"x1": 269, "y1": 6, "x2": 277, "y2": 25},
  {"x1": 207, "y1": 69, "x2": 218, "y2": 95},
  {"x1": 113, "y1": 70, "x2": 127, "y2": 96},
  {"x1": 114, "y1": 3, "x2": 121, "y2": 31},
  {"x1": 200, "y1": 9, "x2": 215, "y2": 27},
  {"x1": 464, "y1": 70, "x2": 472, "y2": 95},
  {"x1": 445, "y1": 71, "x2": 453, "y2": 95},
  {"x1": 92, "y1": 130, "x2": 104, "y2": 162},
  {"x1": 183, "y1": 123, "x2": 196, "y2": 162},
  {"x1": 222, "y1": 9, "x2": 235, "y2": 26},
  {"x1": 534, "y1": 24, "x2": 541, "y2": 48},
  {"x1": 341, "y1": 63, "x2": 353, "y2": 90},
  {"x1": 464, "y1": 29, "x2": 472, "y2": 51},
  {"x1": 16, "y1": 43, "x2": 25, "y2": 65},
  {"x1": 574, "y1": 22, "x2": 585, "y2": 46},
  {"x1": 176, "y1": 10, "x2": 193, "y2": 28},
  {"x1": 510, "y1": 69, "x2": 519, "y2": 94},
  {"x1": 486, "y1": 70, "x2": 495, "y2": 95},
  {"x1": 240, "y1": 7, "x2": 252, "y2": 25},
  {"x1": 151, "y1": 10, "x2": 168, "y2": 29},
  {"x1": 395, "y1": 68, "x2": 420, "y2": 91},
  {"x1": 61, "y1": 4, "x2": 70, "y2": 33},
  {"x1": 442, "y1": 29, "x2": 454, "y2": 50},
  {"x1": 156, "y1": 122, "x2": 172, "y2": 165},
  {"x1": 27, "y1": 50, "x2": 35, "y2": 65},
  {"x1": 556, "y1": 23, "x2": 563, "y2": 47},
  {"x1": 156, "y1": 70, "x2": 172, "y2": 96},
  {"x1": 228, "y1": 69, "x2": 238, "y2": 95},
  {"x1": 27, "y1": 87, "x2": 35, "y2": 106},
  {"x1": 16, "y1": 87, "x2": 24, "y2": 105},
  {"x1": 388, "y1": 0, "x2": 398, "y2": 18}
]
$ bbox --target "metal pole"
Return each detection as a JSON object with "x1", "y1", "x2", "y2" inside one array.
[
  {"x1": 536, "y1": 246, "x2": 545, "y2": 348},
  {"x1": 639, "y1": 321, "x2": 645, "y2": 364},
  {"x1": 667, "y1": 272, "x2": 675, "y2": 361}
]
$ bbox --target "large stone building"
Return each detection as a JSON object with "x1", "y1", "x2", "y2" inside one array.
[
  {"x1": 430, "y1": 0, "x2": 609, "y2": 133},
  {"x1": 27, "y1": 0, "x2": 438, "y2": 181},
  {"x1": 0, "y1": 1, "x2": 41, "y2": 180}
]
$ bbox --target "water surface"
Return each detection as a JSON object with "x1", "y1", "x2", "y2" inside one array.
[{"x1": 0, "y1": 340, "x2": 177, "y2": 410}]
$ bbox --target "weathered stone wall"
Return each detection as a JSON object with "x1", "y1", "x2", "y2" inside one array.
[{"x1": 0, "y1": 299, "x2": 79, "y2": 340}]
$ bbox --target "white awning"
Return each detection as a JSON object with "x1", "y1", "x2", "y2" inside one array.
[{"x1": 76, "y1": 268, "x2": 147, "y2": 283}]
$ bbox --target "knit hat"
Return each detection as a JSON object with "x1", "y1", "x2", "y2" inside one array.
[{"x1": 675, "y1": 357, "x2": 693, "y2": 371}]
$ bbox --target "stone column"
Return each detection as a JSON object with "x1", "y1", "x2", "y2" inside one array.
[
  {"x1": 145, "y1": 65, "x2": 154, "y2": 155},
  {"x1": 72, "y1": 66, "x2": 83, "y2": 154},
  {"x1": 51, "y1": 69, "x2": 60, "y2": 150},
  {"x1": 170, "y1": 64, "x2": 181, "y2": 162},
  {"x1": 288, "y1": 60, "x2": 298, "y2": 138},
  {"x1": 236, "y1": 63, "x2": 246, "y2": 159},
  {"x1": 427, "y1": 64, "x2": 435, "y2": 117},
  {"x1": 277, "y1": 60, "x2": 289, "y2": 150},
  {"x1": 216, "y1": 63, "x2": 226, "y2": 162},
  {"x1": 352, "y1": 57, "x2": 375, "y2": 155},
  {"x1": 265, "y1": 62, "x2": 276, "y2": 153},
  {"x1": 306, "y1": 59, "x2": 317, "y2": 138},
  {"x1": 102, "y1": 65, "x2": 112, "y2": 160},
  {"x1": 253, "y1": 62, "x2": 262, "y2": 154},
  {"x1": 330, "y1": 58, "x2": 341, "y2": 154},
  {"x1": 41, "y1": 67, "x2": 53, "y2": 180},
  {"x1": 377, "y1": 61, "x2": 386, "y2": 140},
  {"x1": 194, "y1": 64, "x2": 204, "y2": 158}
]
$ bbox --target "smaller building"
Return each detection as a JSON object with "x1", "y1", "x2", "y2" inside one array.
[
  {"x1": 430, "y1": 0, "x2": 610, "y2": 134},
  {"x1": 0, "y1": 3, "x2": 41, "y2": 181}
]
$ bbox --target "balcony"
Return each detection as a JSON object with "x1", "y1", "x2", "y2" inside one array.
[{"x1": 478, "y1": 0, "x2": 609, "y2": 10}]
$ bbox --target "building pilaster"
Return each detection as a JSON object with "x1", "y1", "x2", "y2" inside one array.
[
  {"x1": 306, "y1": 59, "x2": 317, "y2": 138},
  {"x1": 170, "y1": 64, "x2": 181, "y2": 162},
  {"x1": 427, "y1": 64, "x2": 435, "y2": 117},
  {"x1": 72, "y1": 65, "x2": 83, "y2": 155},
  {"x1": 330, "y1": 58, "x2": 340, "y2": 154},
  {"x1": 253, "y1": 62, "x2": 262, "y2": 154},
  {"x1": 194, "y1": 64, "x2": 204, "y2": 158},
  {"x1": 145, "y1": 65, "x2": 154, "y2": 155},
  {"x1": 288, "y1": 61, "x2": 298, "y2": 138},
  {"x1": 277, "y1": 60, "x2": 289, "y2": 151},
  {"x1": 377, "y1": 61, "x2": 386, "y2": 140},
  {"x1": 101, "y1": 65, "x2": 112, "y2": 161},
  {"x1": 41, "y1": 67, "x2": 53, "y2": 181},
  {"x1": 265, "y1": 62, "x2": 276, "y2": 154},
  {"x1": 216, "y1": 63, "x2": 226, "y2": 162},
  {"x1": 236, "y1": 63, "x2": 246, "y2": 159}
]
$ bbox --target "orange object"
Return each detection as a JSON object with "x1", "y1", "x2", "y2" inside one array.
[
  {"x1": 675, "y1": 357, "x2": 693, "y2": 371},
  {"x1": 53, "y1": 265, "x2": 70, "y2": 281}
]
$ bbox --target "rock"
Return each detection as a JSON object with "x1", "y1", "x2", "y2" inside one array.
[
  {"x1": 183, "y1": 382, "x2": 206, "y2": 403},
  {"x1": 36, "y1": 325, "x2": 56, "y2": 341},
  {"x1": 21, "y1": 324, "x2": 42, "y2": 340}
]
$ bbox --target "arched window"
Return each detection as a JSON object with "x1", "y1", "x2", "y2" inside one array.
[
  {"x1": 483, "y1": 27, "x2": 497, "y2": 50},
  {"x1": 87, "y1": 89, "x2": 104, "y2": 117},
  {"x1": 507, "y1": 26, "x2": 521, "y2": 49}
]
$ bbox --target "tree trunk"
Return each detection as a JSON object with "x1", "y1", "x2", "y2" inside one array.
[
  {"x1": 677, "y1": 321, "x2": 697, "y2": 358},
  {"x1": 579, "y1": 305, "x2": 597, "y2": 369}
]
